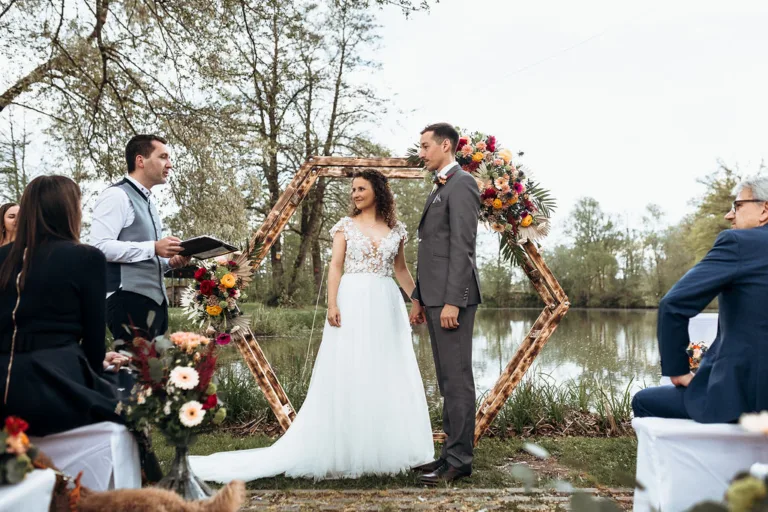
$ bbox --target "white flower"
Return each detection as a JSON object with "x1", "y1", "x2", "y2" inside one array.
[
  {"x1": 163, "y1": 402, "x2": 172, "y2": 415},
  {"x1": 740, "y1": 411, "x2": 768, "y2": 434},
  {"x1": 215, "y1": 256, "x2": 229, "y2": 265},
  {"x1": 179, "y1": 401, "x2": 205, "y2": 427},
  {"x1": 169, "y1": 366, "x2": 200, "y2": 390},
  {"x1": 115, "y1": 402, "x2": 123, "y2": 414},
  {"x1": 137, "y1": 393, "x2": 146, "y2": 405}
]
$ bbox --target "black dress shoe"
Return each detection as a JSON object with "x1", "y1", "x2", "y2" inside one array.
[
  {"x1": 419, "y1": 463, "x2": 471, "y2": 486},
  {"x1": 411, "y1": 458, "x2": 446, "y2": 473}
]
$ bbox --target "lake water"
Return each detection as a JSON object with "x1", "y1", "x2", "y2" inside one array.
[{"x1": 234, "y1": 309, "x2": 670, "y2": 399}]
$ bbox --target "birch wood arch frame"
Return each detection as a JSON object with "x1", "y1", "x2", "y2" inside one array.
[{"x1": 235, "y1": 156, "x2": 570, "y2": 444}]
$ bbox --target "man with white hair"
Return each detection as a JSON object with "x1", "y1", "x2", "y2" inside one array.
[{"x1": 633, "y1": 175, "x2": 768, "y2": 422}]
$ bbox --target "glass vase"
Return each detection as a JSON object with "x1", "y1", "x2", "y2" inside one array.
[{"x1": 156, "y1": 443, "x2": 213, "y2": 500}]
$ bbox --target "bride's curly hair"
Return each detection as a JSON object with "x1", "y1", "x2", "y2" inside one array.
[{"x1": 350, "y1": 169, "x2": 397, "y2": 228}]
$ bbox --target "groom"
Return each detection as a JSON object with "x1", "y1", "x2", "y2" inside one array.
[{"x1": 410, "y1": 123, "x2": 482, "y2": 484}]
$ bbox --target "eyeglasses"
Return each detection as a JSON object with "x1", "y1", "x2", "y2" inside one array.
[{"x1": 731, "y1": 199, "x2": 766, "y2": 212}]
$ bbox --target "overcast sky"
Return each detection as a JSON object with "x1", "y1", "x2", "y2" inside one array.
[{"x1": 369, "y1": 0, "x2": 768, "y2": 242}]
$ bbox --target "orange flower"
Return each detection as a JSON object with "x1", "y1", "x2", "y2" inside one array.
[
  {"x1": 498, "y1": 148, "x2": 513, "y2": 164},
  {"x1": 206, "y1": 305, "x2": 223, "y2": 316},
  {"x1": 520, "y1": 215, "x2": 533, "y2": 227},
  {"x1": 492, "y1": 198, "x2": 503, "y2": 209},
  {"x1": 472, "y1": 152, "x2": 484, "y2": 163}
]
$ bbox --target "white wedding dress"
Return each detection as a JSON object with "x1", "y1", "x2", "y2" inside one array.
[{"x1": 189, "y1": 217, "x2": 434, "y2": 482}]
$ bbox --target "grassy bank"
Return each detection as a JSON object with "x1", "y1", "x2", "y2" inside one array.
[
  {"x1": 154, "y1": 431, "x2": 636, "y2": 489},
  {"x1": 213, "y1": 348, "x2": 635, "y2": 439}
]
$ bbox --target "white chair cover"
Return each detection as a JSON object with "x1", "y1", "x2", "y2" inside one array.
[
  {"x1": 633, "y1": 417, "x2": 768, "y2": 511},
  {"x1": 30, "y1": 422, "x2": 140, "y2": 491},
  {"x1": 0, "y1": 469, "x2": 56, "y2": 512}
]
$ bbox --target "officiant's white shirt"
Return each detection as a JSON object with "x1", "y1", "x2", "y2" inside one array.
[{"x1": 90, "y1": 175, "x2": 169, "y2": 297}]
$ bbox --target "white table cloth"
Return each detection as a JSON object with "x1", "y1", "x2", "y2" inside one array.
[
  {"x1": 0, "y1": 469, "x2": 56, "y2": 512},
  {"x1": 30, "y1": 421, "x2": 141, "y2": 491},
  {"x1": 633, "y1": 417, "x2": 768, "y2": 511}
]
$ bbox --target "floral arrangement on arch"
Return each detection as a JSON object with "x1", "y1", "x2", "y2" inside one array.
[
  {"x1": 457, "y1": 131, "x2": 554, "y2": 243},
  {"x1": 181, "y1": 253, "x2": 252, "y2": 341},
  {"x1": 409, "y1": 129, "x2": 556, "y2": 266},
  {"x1": 117, "y1": 332, "x2": 227, "y2": 445}
]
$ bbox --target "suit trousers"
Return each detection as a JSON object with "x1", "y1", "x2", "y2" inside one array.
[
  {"x1": 106, "y1": 290, "x2": 169, "y2": 343},
  {"x1": 425, "y1": 305, "x2": 477, "y2": 472},
  {"x1": 631, "y1": 385, "x2": 691, "y2": 419}
]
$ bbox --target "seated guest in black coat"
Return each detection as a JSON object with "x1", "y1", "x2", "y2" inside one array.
[{"x1": 0, "y1": 175, "x2": 128, "y2": 436}]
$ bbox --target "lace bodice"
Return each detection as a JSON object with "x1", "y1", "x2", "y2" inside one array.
[{"x1": 329, "y1": 217, "x2": 407, "y2": 277}]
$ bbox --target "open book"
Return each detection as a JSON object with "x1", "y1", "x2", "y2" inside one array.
[{"x1": 179, "y1": 235, "x2": 238, "y2": 259}]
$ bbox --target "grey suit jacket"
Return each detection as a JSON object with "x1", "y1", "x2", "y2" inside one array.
[{"x1": 412, "y1": 164, "x2": 482, "y2": 308}]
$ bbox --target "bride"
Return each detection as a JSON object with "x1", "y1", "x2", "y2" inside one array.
[{"x1": 190, "y1": 169, "x2": 434, "y2": 482}]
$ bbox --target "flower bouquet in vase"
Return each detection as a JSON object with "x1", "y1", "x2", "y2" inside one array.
[{"x1": 118, "y1": 331, "x2": 227, "y2": 499}]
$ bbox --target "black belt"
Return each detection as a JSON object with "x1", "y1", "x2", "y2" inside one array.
[{"x1": 0, "y1": 333, "x2": 78, "y2": 354}]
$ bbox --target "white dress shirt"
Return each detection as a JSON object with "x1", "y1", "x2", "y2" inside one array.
[{"x1": 90, "y1": 176, "x2": 169, "y2": 297}]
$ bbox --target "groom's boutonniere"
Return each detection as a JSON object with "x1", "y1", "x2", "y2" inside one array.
[{"x1": 432, "y1": 172, "x2": 452, "y2": 186}]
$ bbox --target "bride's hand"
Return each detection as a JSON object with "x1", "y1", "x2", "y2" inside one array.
[{"x1": 327, "y1": 305, "x2": 341, "y2": 327}]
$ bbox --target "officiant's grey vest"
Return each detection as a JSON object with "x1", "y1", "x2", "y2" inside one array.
[{"x1": 105, "y1": 178, "x2": 168, "y2": 305}]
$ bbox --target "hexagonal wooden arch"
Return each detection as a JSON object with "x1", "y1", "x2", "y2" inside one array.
[{"x1": 234, "y1": 156, "x2": 570, "y2": 444}]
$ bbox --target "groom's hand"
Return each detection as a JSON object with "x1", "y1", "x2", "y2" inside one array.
[
  {"x1": 440, "y1": 304, "x2": 460, "y2": 330},
  {"x1": 409, "y1": 300, "x2": 426, "y2": 325}
]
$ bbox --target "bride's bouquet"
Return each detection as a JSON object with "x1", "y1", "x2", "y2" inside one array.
[
  {"x1": 181, "y1": 252, "x2": 252, "y2": 341},
  {"x1": 117, "y1": 331, "x2": 227, "y2": 445}
]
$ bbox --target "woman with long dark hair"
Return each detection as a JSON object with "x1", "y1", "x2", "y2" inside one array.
[
  {"x1": 0, "y1": 176, "x2": 124, "y2": 436},
  {"x1": 0, "y1": 203, "x2": 19, "y2": 246},
  {"x1": 191, "y1": 169, "x2": 433, "y2": 482}
]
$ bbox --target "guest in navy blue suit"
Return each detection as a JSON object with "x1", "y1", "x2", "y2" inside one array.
[{"x1": 633, "y1": 175, "x2": 768, "y2": 423}]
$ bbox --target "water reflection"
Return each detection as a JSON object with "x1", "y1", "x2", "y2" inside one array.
[{"x1": 230, "y1": 309, "x2": 662, "y2": 398}]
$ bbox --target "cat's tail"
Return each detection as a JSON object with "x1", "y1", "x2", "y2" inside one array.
[{"x1": 199, "y1": 480, "x2": 246, "y2": 512}]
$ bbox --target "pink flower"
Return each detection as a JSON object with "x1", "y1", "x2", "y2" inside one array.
[
  {"x1": 475, "y1": 141, "x2": 487, "y2": 152},
  {"x1": 487, "y1": 136, "x2": 497, "y2": 152},
  {"x1": 483, "y1": 198, "x2": 495, "y2": 207},
  {"x1": 494, "y1": 177, "x2": 508, "y2": 189},
  {"x1": 460, "y1": 144, "x2": 473, "y2": 157},
  {"x1": 493, "y1": 159, "x2": 504, "y2": 166},
  {"x1": 513, "y1": 182, "x2": 524, "y2": 194},
  {"x1": 216, "y1": 333, "x2": 231, "y2": 345},
  {"x1": 501, "y1": 184, "x2": 512, "y2": 195}
]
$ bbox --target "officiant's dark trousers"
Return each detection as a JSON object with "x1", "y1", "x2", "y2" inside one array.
[
  {"x1": 425, "y1": 305, "x2": 477, "y2": 473},
  {"x1": 107, "y1": 290, "x2": 168, "y2": 343}
]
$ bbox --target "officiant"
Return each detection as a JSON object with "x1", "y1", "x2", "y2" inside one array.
[{"x1": 90, "y1": 134, "x2": 190, "y2": 343}]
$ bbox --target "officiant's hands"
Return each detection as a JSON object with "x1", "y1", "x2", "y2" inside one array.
[
  {"x1": 169, "y1": 255, "x2": 191, "y2": 268},
  {"x1": 327, "y1": 305, "x2": 341, "y2": 327},
  {"x1": 671, "y1": 373, "x2": 694, "y2": 387},
  {"x1": 155, "y1": 236, "x2": 184, "y2": 258}
]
